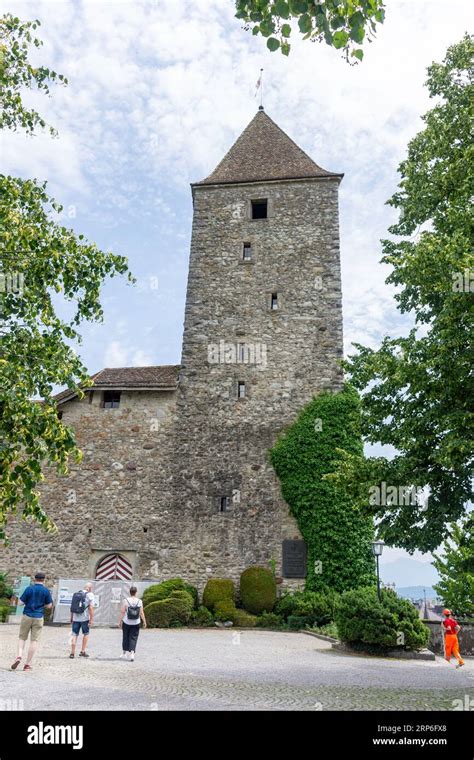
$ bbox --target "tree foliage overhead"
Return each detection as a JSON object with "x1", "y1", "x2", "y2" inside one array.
[
  {"x1": 327, "y1": 35, "x2": 474, "y2": 553},
  {"x1": 235, "y1": 0, "x2": 385, "y2": 59},
  {"x1": 0, "y1": 14, "x2": 66, "y2": 134},
  {"x1": 433, "y1": 514, "x2": 474, "y2": 619},
  {"x1": 0, "y1": 16, "x2": 133, "y2": 540},
  {"x1": 270, "y1": 385, "x2": 375, "y2": 594}
]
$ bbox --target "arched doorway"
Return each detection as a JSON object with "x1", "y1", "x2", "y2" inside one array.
[{"x1": 95, "y1": 553, "x2": 133, "y2": 581}]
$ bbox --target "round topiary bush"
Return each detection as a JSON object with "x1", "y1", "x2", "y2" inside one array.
[
  {"x1": 142, "y1": 578, "x2": 198, "y2": 609},
  {"x1": 144, "y1": 598, "x2": 192, "y2": 628},
  {"x1": 214, "y1": 600, "x2": 237, "y2": 622},
  {"x1": 335, "y1": 587, "x2": 430, "y2": 651},
  {"x1": 233, "y1": 609, "x2": 258, "y2": 627},
  {"x1": 190, "y1": 606, "x2": 214, "y2": 627},
  {"x1": 239, "y1": 566, "x2": 276, "y2": 615},
  {"x1": 202, "y1": 579, "x2": 235, "y2": 611},
  {"x1": 169, "y1": 589, "x2": 194, "y2": 613}
]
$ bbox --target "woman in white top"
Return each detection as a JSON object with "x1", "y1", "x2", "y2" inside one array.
[{"x1": 118, "y1": 585, "x2": 147, "y2": 661}]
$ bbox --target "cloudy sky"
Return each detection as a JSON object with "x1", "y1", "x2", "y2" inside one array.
[{"x1": 3, "y1": 0, "x2": 471, "y2": 585}]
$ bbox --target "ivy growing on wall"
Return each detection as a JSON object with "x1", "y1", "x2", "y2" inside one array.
[{"x1": 270, "y1": 385, "x2": 375, "y2": 593}]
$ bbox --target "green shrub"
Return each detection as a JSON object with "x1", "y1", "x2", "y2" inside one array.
[
  {"x1": 287, "y1": 615, "x2": 308, "y2": 630},
  {"x1": 0, "y1": 579, "x2": 13, "y2": 599},
  {"x1": 202, "y1": 579, "x2": 235, "y2": 611},
  {"x1": 233, "y1": 610, "x2": 258, "y2": 627},
  {"x1": 190, "y1": 606, "x2": 214, "y2": 627},
  {"x1": 309, "y1": 622, "x2": 339, "y2": 639},
  {"x1": 142, "y1": 579, "x2": 198, "y2": 609},
  {"x1": 240, "y1": 566, "x2": 276, "y2": 615},
  {"x1": 276, "y1": 590, "x2": 335, "y2": 626},
  {"x1": 169, "y1": 590, "x2": 194, "y2": 612},
  {"x1": 214, "y1": 601, "x2": 237, "y2": 622},
  {"x1": 335, "y1": 587, "x2": 430, "y2": 651},
  {"x1": 0, "y1": 605, "x2": 11, "y2": 623},
  {"x1": 145, "y1": 598, "x2": 192, "y2": 628},
  {"x1": 255, "y1": 612, "x2": 285, "y2": 629}
]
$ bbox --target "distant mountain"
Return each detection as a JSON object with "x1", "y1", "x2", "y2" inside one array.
[
  {"x1": 380, "y1": 556, "x2": 438, "y2": 587},
  {"x1": 396, "y1": 586, "x2": 438, "y2": 600}
]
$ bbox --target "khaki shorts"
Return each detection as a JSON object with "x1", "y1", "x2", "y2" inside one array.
[{"x1": 19, "y1": 615, "x2": 44, "y2": 642}]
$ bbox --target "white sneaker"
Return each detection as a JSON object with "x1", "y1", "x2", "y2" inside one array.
[
  {"x1": 130, "y1": 653, "x2": 135, "y2": 662},
  {"x1": 119, "y1": 653, "x2": 127, "y2": 659}
]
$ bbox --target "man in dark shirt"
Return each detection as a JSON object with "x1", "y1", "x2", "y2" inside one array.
[{"x1": 11, "y1": 572, "x2": 53, "y2": 672}]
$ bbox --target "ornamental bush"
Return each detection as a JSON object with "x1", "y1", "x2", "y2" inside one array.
[
  {"x1": 144, "y1": 598, "x2": 192, "y2": 628},
  {"x1": 270, "y1": 385, "x2": 375, "y2": 593},
  {"x1": 142, "y1": 578, "x2": 198, "y2": 609},
  {"x1": 239, "y1": 566, "x2": 276, "y2": 615},
  {"x1": 190, "y1": 606, "x2": 214, "y2": 627},
  {"x1": 275, "y1": 590, "x2": 336, "y2": 626},
  {"x1": 335, "y1": 587, "x2": 429, "y2": 651},
  {"x1": 255, "y1": 612, "x2": 285, "y2": 629},
  {"x1": 169, "y1": 589, "x2": 194, "y2": 613},
  {"x1": 233, "y1": 609, "x2": 258, "y2": 627},
  {"x1": 202, "y1": 579, "x2": 235, "y2": 611},
  {"x1": 214, "y1": 601, "x2": 237, "y2": 622}
]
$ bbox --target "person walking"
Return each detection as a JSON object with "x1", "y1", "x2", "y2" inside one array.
[
  {"x1": 70, "y1": 582, "x2": 95, "y2": 658},
  {"x1": 442, "y1": 608, "x2": 465, "y2": 669},
  {"x1": 11, "y1": 572, "x2": 53, "y2": 672},
  {"x1": 118, "y1": 585, "x2": 146, "y2": 661}
]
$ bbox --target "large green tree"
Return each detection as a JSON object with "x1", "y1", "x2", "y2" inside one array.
[
  {"x1": 235, "y1": 0, "x2": 385, "y2": 59},
  {"x1": 433, "y1": 514, "x2": 474, "y2": 618},
  {"x1": 327, "y1": 36, "x2": 473, "y2": 553},
  {"x1": 270, "y1": 385, "x2": 375, "y2": 593},
  {"x1": 0, "y1": 15, "x2": 132, "y2": 540}
]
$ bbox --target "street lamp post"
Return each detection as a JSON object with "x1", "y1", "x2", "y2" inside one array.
[{"x1": 371, "y1": 540, "x2": 385, "y2": 601}]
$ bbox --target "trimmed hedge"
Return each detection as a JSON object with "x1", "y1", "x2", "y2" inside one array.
[
  {"x1": 233, "y1": 609, "x2": 258, "y2": 627},
  {"x1": 240, "y1": 566, "x2": 276, "y2": 615},
  {"x1": 202, "y1": 579, "x2": 235, "y2": 611},
  {"x1": 190, "y1": 606, "x2": 214, "y2": 627},
  {"x1": 142, "y1": 578, "x2": 198, "y2": 609},
  {"x1": 144, "y1": 598, "x2": 192, "y2": 628},
  {"x1": 335, "y1": 587, "x2": 430, "y2": 651},
  {"x1": 169, "y1": 590, "x2": 194, "y2": 612},
  {"x1": 275, "y1": 590, "x2": 336, "y2": 626},
  {"x1": 214, "y1": 601, "x2": 237, "y2": 622}
]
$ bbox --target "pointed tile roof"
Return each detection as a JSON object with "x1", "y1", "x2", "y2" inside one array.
[{"x1": 194, "y1": 109, "x2": 342, "y2": 187}]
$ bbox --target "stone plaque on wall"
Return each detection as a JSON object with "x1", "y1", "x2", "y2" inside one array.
[{"x1": 282, "y1": 540, "x2": 307, "y2": 578}]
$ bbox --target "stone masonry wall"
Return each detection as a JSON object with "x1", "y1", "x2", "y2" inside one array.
[
  {"x1": 172, "y1": 176, "x2": 344, "y2": 590},
  {"x1": 3, "y1": 177, "x2": 344, "y2": 596}
]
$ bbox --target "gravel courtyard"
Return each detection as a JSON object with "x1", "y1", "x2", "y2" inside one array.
[{"x1": 1, "y1": 626, "x2": 473, "y2": 711}]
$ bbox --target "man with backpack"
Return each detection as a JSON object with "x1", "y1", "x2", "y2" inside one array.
[{"x1": 70, "y1": 582, "x2": 95, "y2": 659}]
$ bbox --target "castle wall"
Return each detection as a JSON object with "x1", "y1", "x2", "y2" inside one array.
[{"x1": 3, "y1": 177, "x2": 344, "y2": 595}]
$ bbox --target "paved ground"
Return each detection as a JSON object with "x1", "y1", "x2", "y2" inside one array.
[{"x1": 1, "y1": 626, "x2": 473, "y2": 711}]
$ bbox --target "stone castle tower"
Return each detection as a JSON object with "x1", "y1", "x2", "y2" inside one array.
[
  {"x1": 4, "y1": 109, "x2": 344, "y2": 591},
  {"x1": 170, "y1": 108, "x2": 344, "y2": 585}
]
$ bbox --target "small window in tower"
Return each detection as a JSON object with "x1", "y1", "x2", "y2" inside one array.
[
  {"x1": 238, "y1": 381, "x2": 246, "y2": 399},
  {"x1": 103, "y1": 391, "x2": 121, "y2": 409},
  {"x1": 243, "y1": 242, "x2": 252, "y2": 261},
  {"x1": 220, "y1": 496, "x2": 230, "y2": 513},
  {"x1": 251, "y1": 199, "x2": 268, "y2": 219},
  {"x1": 271, "y1": 293, "x2": 278, "y2": 311}
]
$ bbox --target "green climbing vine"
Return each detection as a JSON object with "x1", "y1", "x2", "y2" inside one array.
[{"x1": 270, "y1": 384, "x2": 375, "y2": 593}]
